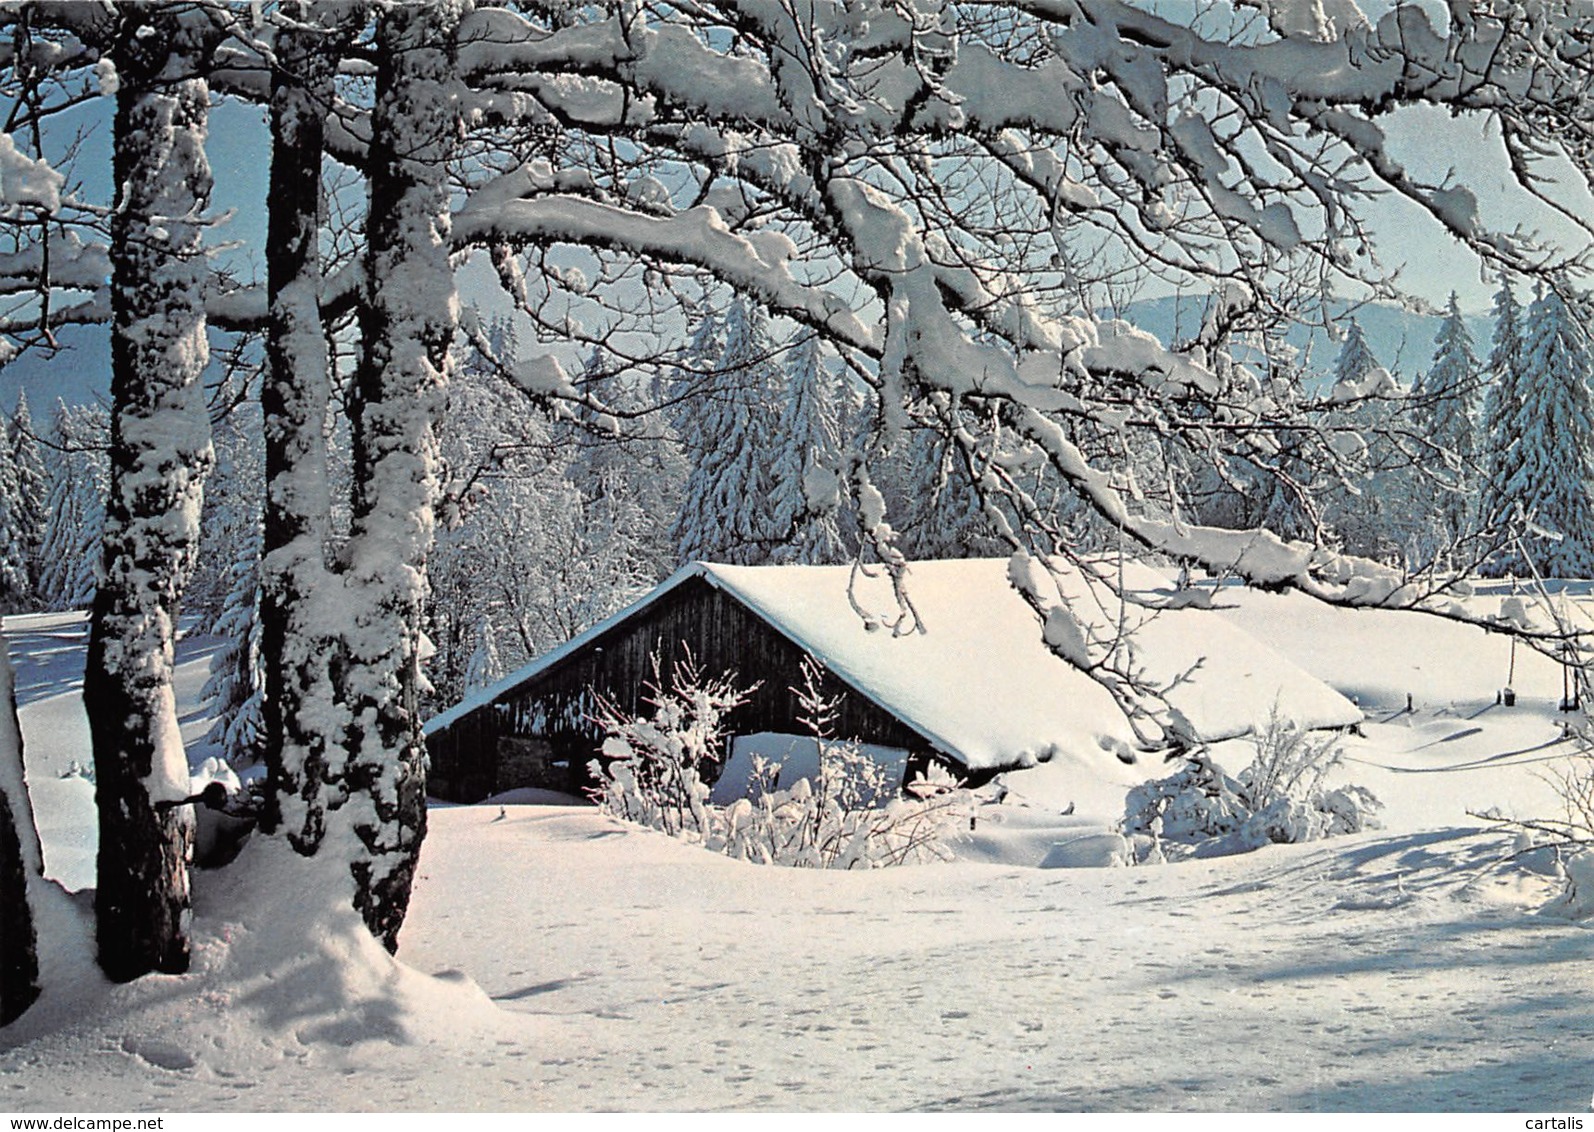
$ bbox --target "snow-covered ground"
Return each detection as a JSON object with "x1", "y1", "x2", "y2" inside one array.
[{"x1": 2, "y1": 601, "x2": 1591, "y2": 1112}]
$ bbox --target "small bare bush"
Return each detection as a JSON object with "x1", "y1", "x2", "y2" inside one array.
[
  {"x1": 1541, "y1": 748, "x2": 1594, "y2": 850},
  {"x1": 589, "y1": 653, "x2": 967, "y2": 867},
  {"x1": 1472, "y1": 746, "x2": 1594, "y2": 918},
  {"x1": 1123, "y1": 709, "x2": 1381, "y2": 862},
  {"x1": 587, "y1": 649, "x2": 755, "y2": 840}
]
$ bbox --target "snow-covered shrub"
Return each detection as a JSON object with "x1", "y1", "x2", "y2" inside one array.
[
  {"x1": 587, "y1": 650, "x2": 756, "y2": 840},
  {"x1": 718, "y1": 657, "x2": 968, "y2": 867},
  {"x1": 1476, "y1": 747, "x2": 1594, "y2": 918},
  {"x1": 1123, "y1": 711, "x2": 1380, "y2": 862},
  {"x1": 589, "y1": 654, "x2": 968, "y2": 867},
  {"x1": 1123, "y1": 755, "x2": 1247, "y2": 848},
  {"x1": 718, "y1": 743, "x2": 967, "y2": 868},
  {"x1": 1546, "y1": 747, "x2": 1594, "y2": 851},
  {"x1": 1553, "y1": 849, "x2": 1594, "y2": 919}
]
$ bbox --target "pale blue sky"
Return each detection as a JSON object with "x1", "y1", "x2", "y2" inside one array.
[
  {"x1": 188, "y1": 90, "x2": 1591, "y2": 318},
  {"x1": 18, "y1": 60, "x2": 1593, "y2": 383}
]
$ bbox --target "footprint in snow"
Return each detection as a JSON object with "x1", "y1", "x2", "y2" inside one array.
[{"x1": 121, "y1": 1036, "x2": 197, "y2": 1072}]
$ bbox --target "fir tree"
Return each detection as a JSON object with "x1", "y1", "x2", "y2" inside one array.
[
  {"x1": 1323, "y1": 318, "x2": 1406, "y2": 558},
  {"x1": 191, "y1": 383, "x2": 264, "y2": 632},
  {"x1": 201, "y1": 522, "x2": 265, "y2": 766},
  {"x1": 671, "y1": 298, "x2": 782, "y2": 564},
  {"x1": 566, "y1": 345, "x2": 631, "y2": 502},
  {"x1": 1480, "y1": 276, "x2": 1528, "y2": 542},
  {"x1": 1252, "y1": 432, "x2": 1316, "y2": 542},
  {"x1": 484, "y1": 313, "x2": 518, "y2": 372},
  {"x1": 8, "y1": 392, "x2": 46, "y2": 594},
  {"x1": 664, "y1": 303, "x2": 726, "y2": 435},
  {"x1": 1485, "y1": 283, "x2": 1594, "y2": 577},
  {"x1": 463, "y1": 612, "x2": 503, "y2": 693},
  {"x1": 895, "y1": 420, "x2": 1000, "y2": 559},
  {"x1": 1333, "y1": 319, "x2": 1385, "y2": 394},
  {"x1": 567, "y1": 346, "x2": 677, "y2": 595},
  {"x1": 0, "y1": 432, "x2": 28, "y2": 608},
  {"x1": 1409, "y1": 293, "x2": 1481, "y2": 549},
  {"x1": 426, "y1": 346, "x2": 646, "y2": 710},
  {"x1": 35, "y1": 402, "x2": 105, "y2": 611},
  {"x1": 1250, "y1": 345, "x2": 1316, "y2": 541},
  {"x1": 768, "y1": 334, "x2": 848, "y2": 564}
]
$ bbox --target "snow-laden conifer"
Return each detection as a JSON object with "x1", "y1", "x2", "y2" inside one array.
[
  {"x1": 895, "y1": 423, "x2": 999, "y2": 559},
  {"x1": 1487, "y1": 283, "x2": 1594, "y2": 578},
  {"x1": 202, "y1": 522, "x2": 265, "y2": 766},
  {"x1": 672, "y1": 298, "x2": 782, "y2": 564},
  {"x1": 664, "y1": 305, "x2": 725, "y2": 439},
  {"x1": 1480, "y1": 276, "x2": 1529, "y2": 558},
  {"x1": 0, "y1": 434, "x2": 28, "y2": 608},
  {"x1": 1323, "y1": 318, "x2": 1407, "y2": 558},
  {"x1": 1331, "y1": 319, "x2": 1387, "y2": 399},
  {"x1": 1251, "y1": 432, "x2": 1316, "y2": 542},
  {"x1": 426, "y1": 343, "x2": 647, "y2": 710},
  {"x1": 35, "y1": 402, "x2": 104, "y2": 612},
  {"x1": 565, "y1": 346, "x2": 633, "y2": 504},
  {"x1": 1410, "y1": 292, "x2": 1481, "y2": 547},
  {"x1": 8, "y1": 392, "x2": 45, "y2": 594},
  {"x1": 191, "y1": 384, "x2": 263, "y2": 631},
  {"x1": 543, "y1": 349, "x2": 661, "y2": 641},
  {"x1": 462, "y1": 613, "x2": 503, "y2": 693},
  {"x1": 768, "y1": 334, "x2": 847, "y2": 564}
]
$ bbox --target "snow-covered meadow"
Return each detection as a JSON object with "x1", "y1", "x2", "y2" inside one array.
[{"x1": 2, "y1": 593, "x2": 1592, "y2": 1113}]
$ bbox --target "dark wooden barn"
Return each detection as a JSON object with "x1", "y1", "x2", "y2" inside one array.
[
  {"x1": 423, "y1": 566, "x2": 942, "y2": 803},
  {"x1": 423, "y1": 560, "x2": 1361, "y2": 804}
]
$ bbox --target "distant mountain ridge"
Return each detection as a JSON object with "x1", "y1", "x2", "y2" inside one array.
[
  {"x1": 1, "y1": 295, "x2": 1495, "y2": 415},
  {"x1": 1115, "y1": 294, "x2": 1495, "y2": 384}
]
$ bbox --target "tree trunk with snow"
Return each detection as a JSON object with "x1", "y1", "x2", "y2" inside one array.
[
  {"x1": 0, "y1": 633, "x2": 41, "y2": 1024},
  {"x1": 259, "y1": 1, "x2": 350, "y2": 856},
  {"x1": 341, "y1": 1, "x2": 464, "y2": 951},
  {"x1": 84, "y1": 25, "x2": 213, "y2": 982}
]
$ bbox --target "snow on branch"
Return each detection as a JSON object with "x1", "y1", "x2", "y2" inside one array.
[{"x1": 453, "y1": 193, "x2": 877, "y2": 352}]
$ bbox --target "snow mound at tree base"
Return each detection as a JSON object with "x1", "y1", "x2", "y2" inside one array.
[
  {"x1": 2, "y1": 835, "x2": 518, "y2": 1108},
  {"x1": 182, "y1": 836, "x2": 510, "y2": 1050}
]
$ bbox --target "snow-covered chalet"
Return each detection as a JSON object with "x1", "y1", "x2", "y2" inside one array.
[{"x1": 422, "y1": 559, "x2": 1362, "y2": 803}]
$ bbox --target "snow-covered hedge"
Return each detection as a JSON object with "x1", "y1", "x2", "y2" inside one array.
[
  {"x1": 589, "y1": 654, "x2": 968, "y2": 868},
  {"x1": 1122, "y1": 713, "x2": 1381, "y2": 862}
]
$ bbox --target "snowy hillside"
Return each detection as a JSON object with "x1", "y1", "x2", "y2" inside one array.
[{"x1": 2, "y1": 601, "x2": 1592, "y2": 1112}]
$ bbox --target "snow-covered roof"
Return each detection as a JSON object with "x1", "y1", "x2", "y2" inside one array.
[
  {"x1": 1211, "y1": 582, "x2": 1582, "y2": 710},
  {"x1": 427, "y1": 558, "x2": 1362, "y2": 772}
]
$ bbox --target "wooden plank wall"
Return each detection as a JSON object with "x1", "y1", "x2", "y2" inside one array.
[{"x1": 426, "y1": 576, "x2": 942, "y2": 802}]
